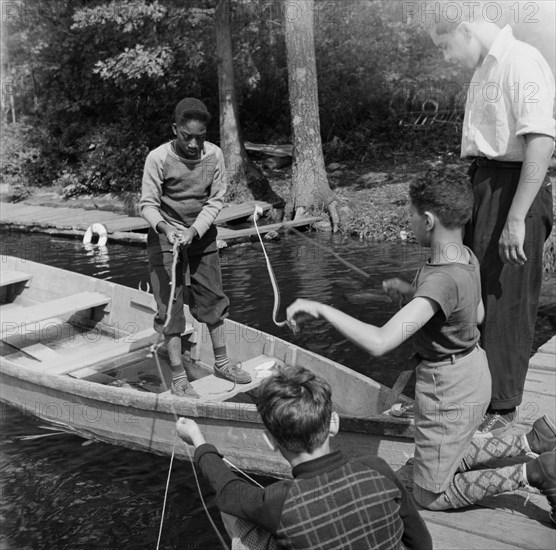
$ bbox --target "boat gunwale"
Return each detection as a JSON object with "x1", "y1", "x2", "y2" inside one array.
[{"x1": 0, "y1": 359, "x2": 414, "y2": 437}]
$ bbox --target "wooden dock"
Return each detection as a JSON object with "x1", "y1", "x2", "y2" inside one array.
[
  {"x1": 399, "y1": 335, "x2": 556, "y2": 549},
  {"x1": 0, "y1": 200, "x2": 321, "y2": 245}
]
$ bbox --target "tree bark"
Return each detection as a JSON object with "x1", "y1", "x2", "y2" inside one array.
[
  {"x1": 1, "y1": 20, "x2": 16, "y2": 123},
  {"x1": 283, "y1": 0, "x2": 338, "y2": 228},
  {"x1": 214, "y1": 0, "x2": 278, "y2": 204}
]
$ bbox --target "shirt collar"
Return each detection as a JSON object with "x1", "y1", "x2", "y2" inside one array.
[
  {"x1": 486, "y1": 25, "x2": 514, "y2": 62},
  {"x1": 291, "y1": 450, "x2": 347, "y2": 479}
]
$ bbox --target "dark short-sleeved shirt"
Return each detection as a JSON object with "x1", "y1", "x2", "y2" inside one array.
[{"x1": 413, "y1": 248, "x2": 481, "y2": 361}]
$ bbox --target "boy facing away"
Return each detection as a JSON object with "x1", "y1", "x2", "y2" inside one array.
[
  {"x1": 176, "y1": 365, "x2": 432, "y2": 550},
  {"x1": 424, "y1": 0, "x2": 555, "y2": 435},
  {"x1": 287, "y1": 167, "x2": 556, "y2": 520},
  {"x1": 140, "y1": 97, "x2": 251, "y2": 398}
]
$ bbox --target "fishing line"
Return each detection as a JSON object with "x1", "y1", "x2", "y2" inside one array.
[
  {"x1": 223, "y1": 458, "x2": 264, "y2": 489},
  {"x1": 287, "y1": 225, "x2": 371, "y2": 279},
  {"x1": 254, "y1": 209, "x2": 405, "y2": 312}
]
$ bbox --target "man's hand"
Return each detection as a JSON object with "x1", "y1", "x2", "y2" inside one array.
[
  {"x1": 499, "y1": 218, "x2": 527, "y2": 265},
  {"x1": 176, "y1": 418, "x2": 206, "y2": 447}
]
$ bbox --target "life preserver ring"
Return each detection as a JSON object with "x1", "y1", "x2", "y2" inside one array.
[{"x1": 83, "y1": 223, "x2": 108, "y2": 246}]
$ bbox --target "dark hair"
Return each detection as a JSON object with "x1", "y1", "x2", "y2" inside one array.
[
  {"x1": 409, "y1": 165, "x2": 474, "y2": 229},
  {"x1": 173, "y1": 97, "x2": 211, "y2": 126},
  {"x1": 256, "y1": 365, "x2": 332, "y2": 453}
]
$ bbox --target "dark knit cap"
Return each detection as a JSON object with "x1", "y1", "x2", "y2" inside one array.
[{"x1": 174, "y1": 97, "x2": 210, "y2": 124}]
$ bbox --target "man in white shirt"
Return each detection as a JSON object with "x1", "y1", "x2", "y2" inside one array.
[{"x1": 423, "y1": 1, "x2": 555, "y2": 435}]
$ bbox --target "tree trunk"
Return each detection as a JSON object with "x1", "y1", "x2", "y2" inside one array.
[
  {"x1": 214, "y1": 0, "x2": 279, "y2": 204},
  {"x1": 283, "y1": 0, "x2": 338, "y2": 229},
  {"x1": 1, "y1": 21, "x2": 16, "y2": 123}
]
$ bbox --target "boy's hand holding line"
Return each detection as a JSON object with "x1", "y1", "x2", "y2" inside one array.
[
  {"x1": 382, "y1": 278, "x2": 415, "y2": 304},
  {"x1": 176, "y1": 418, "x2": 206, "y2": 448}
]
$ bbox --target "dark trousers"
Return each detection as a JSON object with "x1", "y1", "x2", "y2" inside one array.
[
  {"x1": 464, "y1": 162, "x2": 553, "y2": 410},
  {"x1": 147, "y1": 226, "x2": 229, "y2": 335}
]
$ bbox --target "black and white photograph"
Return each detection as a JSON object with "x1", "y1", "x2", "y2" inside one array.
[{"x1": 1, "y1": 1, "x2": 555, "y2": 548}]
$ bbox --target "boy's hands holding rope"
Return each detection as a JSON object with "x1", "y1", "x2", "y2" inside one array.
[
  {"x1": 176, "y1": 418, "x2": 206, "y2": 448},
  {"x1": 157, "y1": 221, "x2": 197, "y2": 246},
  {"x1": 166, "y1": 227, "x2": 197, "y2": 246}
]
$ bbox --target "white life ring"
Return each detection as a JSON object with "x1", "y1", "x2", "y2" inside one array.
[{"x1": 83, "y1": 223, "x2": 108, "y2": 246}]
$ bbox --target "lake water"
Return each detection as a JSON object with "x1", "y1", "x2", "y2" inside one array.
[{"x1": 1, "y1": 229, "x2": 554, "y2": 549}]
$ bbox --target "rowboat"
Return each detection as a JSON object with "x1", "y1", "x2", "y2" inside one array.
[{"x1": 0, "y1": 255, "x2": 415, "y2": 477}]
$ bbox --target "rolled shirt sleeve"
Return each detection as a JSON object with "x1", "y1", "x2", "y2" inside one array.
[{"x1": 509, "y1": 54, "x2": 556, "y2": 139}]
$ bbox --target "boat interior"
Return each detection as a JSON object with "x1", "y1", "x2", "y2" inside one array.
[{"x1": 0, "y1": 264, "x2": 277, "y2": 405}]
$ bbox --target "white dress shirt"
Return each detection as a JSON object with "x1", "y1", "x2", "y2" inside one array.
[{"x1": 462, "y1": 26, "x2": 556, "y2": 161}]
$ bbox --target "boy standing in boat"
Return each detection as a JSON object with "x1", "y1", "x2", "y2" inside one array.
[
  {"x1": 287, "y1": 167, "x2": 556, "y2": 520},
  {"x1": 176, "y1": 365, "x2": 432, "y2": 549},
  {"x1": 140, "y1": 97, "x2": 251, "y2": 397},
  {"x1": 423, "y1": 0, "x2": 555, "y2": 435}
]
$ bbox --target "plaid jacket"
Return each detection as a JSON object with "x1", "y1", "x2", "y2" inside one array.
[{"x1": 195, "y1": 445, "x2": 431, "y2": 549}]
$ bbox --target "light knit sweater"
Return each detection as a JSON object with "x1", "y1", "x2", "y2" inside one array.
[{"x1": 140, "y1": 140, "x2": 226, "y2": 238}]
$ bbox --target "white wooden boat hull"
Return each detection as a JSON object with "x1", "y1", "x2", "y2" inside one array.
[{"x1": 0, "y1": 256, "x2": 415, "y2": 476}]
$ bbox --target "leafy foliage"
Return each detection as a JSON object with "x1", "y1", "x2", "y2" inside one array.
[{"x1": 3, "y1": 0, "x2": 470, "y2": 197}]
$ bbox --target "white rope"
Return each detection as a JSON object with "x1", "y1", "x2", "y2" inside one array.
[
  {"x1": 152, "y1": 239, "x2": 230, "y2": 550},
  {"x1": 156, "y1": 434, "x2": 177, "y2": 549},
  {"x1": 253, "y1": 207, "x2": 289, "y2": 327}
]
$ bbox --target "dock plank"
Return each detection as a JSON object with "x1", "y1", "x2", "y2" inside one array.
[
  {"x1": 421, "y1": 503, "x2": 554, "y2": 549},
  {"x1": 529, "y1": 353, "x2": 555, "y2": 371},
  {"x1": 396, "y1": 460, "x2": 555, "y2": 550},
  {"x1": 217, "y1": 217, "x2": 321, "y2": 240},
  {"x1": 214, "y1": 201, "x2": 272, "y2": 225},
  {"x1": 103, "y1": 218, "x2": 150, "y2": 232},
  {"x1": 538, "y1": 336, "x2": 556, "y2": 355},
  {"x1": 423, "y1": 521, "x2": 523, "y2": 549}
]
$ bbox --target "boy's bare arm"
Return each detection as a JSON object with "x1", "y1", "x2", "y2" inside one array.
[
  {"x1": 500, "y1": 134, "x2": 554, "y2": 266},
  {"x1": 287, "y1": 297, "x2": 439, "y2": 357}
]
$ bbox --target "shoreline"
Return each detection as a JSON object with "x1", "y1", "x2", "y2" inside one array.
[{"x1": 1, "y1": 157, "x2": 555, "y2": 269}]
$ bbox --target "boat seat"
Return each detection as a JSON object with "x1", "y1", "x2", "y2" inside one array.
[
  {"x1": 48, "y1": 324, "x2": 193, "y2": 376},
  {"x1": 189, "y1": 355, "x2": 278, "y2": 401},
  {"x1": 0, "y1": 270, "x2": 33, "y2": 288},
  {"x1": 46, "y1": 327, "x2": 162, "y2": 375},
  {"x1": 1, "y1": 292, "x2": 110, "y2": 336}
]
